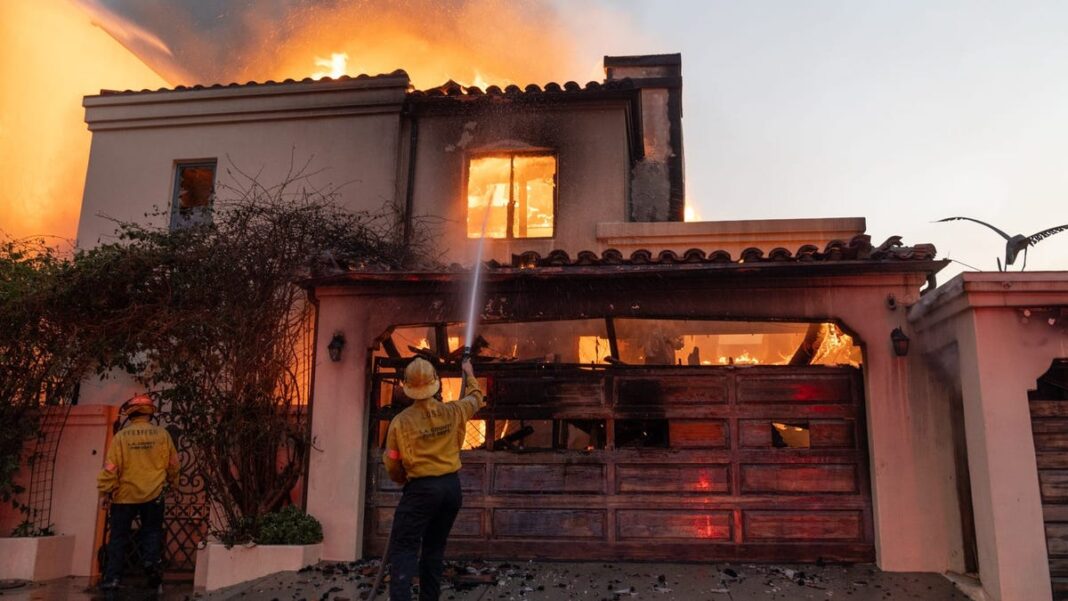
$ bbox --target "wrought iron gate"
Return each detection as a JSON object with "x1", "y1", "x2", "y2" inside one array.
[{"x1": 97, "y1": 415, "x2": 209, "y2": 578}]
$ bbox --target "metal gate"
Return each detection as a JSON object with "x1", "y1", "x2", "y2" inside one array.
[
  {"x1": 365, "y1": 361, "x2": 874, "y2": 563},
  {"x1": 97, "y1": 415, "x2": 209, "y2": 578}
]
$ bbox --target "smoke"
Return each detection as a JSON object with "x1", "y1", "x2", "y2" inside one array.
[{"x1": 78, "y1": 0, "x2": 602, "y2": 88}]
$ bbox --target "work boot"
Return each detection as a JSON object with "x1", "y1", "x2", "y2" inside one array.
[
  {"x1": 99, "y1": 578, "x2": 120, "y2": 591},
  {"x1": 144, "y1": 564, "x2": 163, "y2": 590}
]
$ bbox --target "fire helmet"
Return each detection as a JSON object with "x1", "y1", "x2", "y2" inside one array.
[
  {"x1": 402, "y1": 357, "x2": 440, "y2": 400},
  {"x1": 123, "y1": 393, "x2": 157, "y2": 416}
]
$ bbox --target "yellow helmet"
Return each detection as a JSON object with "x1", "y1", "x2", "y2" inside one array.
[
  {"x1": 402, "y1": 357, "x2": 440, "y2": 400},
  {"x1": 123, "y1": 393, "x2": 157, "y2": 416}
]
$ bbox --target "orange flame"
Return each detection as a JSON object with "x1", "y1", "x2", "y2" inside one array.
[{"x1": 0, "y1": 0, "x2": 169, "y2": 242}]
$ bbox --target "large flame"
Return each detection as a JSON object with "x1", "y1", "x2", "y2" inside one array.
[
  {"x1": 261, "y1": 1, "x2": 586, "y2": 89},
  {"x1": 0, "y1": 0, "x2": 169, "y2": 242}
]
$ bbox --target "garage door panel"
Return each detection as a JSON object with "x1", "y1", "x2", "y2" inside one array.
[
  {"x1": 490, "y1": 379, "x2": 605, "y2": 419},
  {"x1": 375, "y1": 462, "x2": 486, "y2": 493},
  {"x1": 616, "y1": 376, "x2": 729, "y2": 406},
  {"x1": 810, "y1": 421, "x2": 857, "y2": 448},
  {"x1": 738, "y1": 374, "x2": 854, "y2": 403},
  {"x1": 617, "y1": 464, "x2": 730, "y2": 494},
  {"x1": 667, "y1": 419, "x2": 729, "y2": 448},
  {"x1": 617, "y1": 510, "x2": 732, "y2": 540},
  {"x1": 741, "y1": 464, "x2": 858, "y2": 494},
  {"x1": 493, "y1": 464, "x2": 606, "y2": 494},
  {"x1": 375, "y1": 507, "x2": 484, "y2": 538},
  {"x1": 739, "y1": 419, "x2": 856, "y2": 449},
  {"x1": 493, "y1": 509, "x2": 606, "y2": 539},
  {"x1": 744, "y1": 510, "x2": 864, "y2": 541}
]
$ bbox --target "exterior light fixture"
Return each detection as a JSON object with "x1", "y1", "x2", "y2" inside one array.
[
  {"x1": 890, "y1": 327, "x2": 910, "y2": 357},
  {"x1": 327, "y1": 332, "x2": 346, "y2": 362}
]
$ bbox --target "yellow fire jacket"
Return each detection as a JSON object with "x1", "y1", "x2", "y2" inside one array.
[
  {"x1": 384, "y1": 373, "x2": 485, "y2": 483},
  {"x1": 97, "y1": 416, "x2": 180, "y2": 504}
]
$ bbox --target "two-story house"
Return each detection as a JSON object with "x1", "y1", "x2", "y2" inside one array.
[{"x1": 41, "y1": 53, "x2": 1068, "y2": 601}]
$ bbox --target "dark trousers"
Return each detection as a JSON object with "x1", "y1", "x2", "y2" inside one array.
[
  {"x1": 388, "y1": 472, "x2": 462, "y2": 601},
  {"x1": 105, "y1": 496, "x2": 165, "y2": 582}
]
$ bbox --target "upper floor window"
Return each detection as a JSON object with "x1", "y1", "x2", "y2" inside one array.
[
  {"x1": 170, "y1": 160, "x2": 216, "y2": 229},
  {"x1": 467, "y1": 154, "x2": 555, "y2": 239}
]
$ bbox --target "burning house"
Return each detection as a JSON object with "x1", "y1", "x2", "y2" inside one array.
[{"x1": 7, "y1": 53, "x2": 1067, "y2": 601}]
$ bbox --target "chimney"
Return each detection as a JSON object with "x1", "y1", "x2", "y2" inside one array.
[{"x1": 605, "y1": 53, "x2": 684, "y2": 222}]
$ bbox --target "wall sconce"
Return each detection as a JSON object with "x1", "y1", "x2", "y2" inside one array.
[
  {"x1": 327, "y1": 332, "x2": 346, "y2": 362},
  {"x1": 890, "y1": 327, "x2": 910, "y2": 357}
]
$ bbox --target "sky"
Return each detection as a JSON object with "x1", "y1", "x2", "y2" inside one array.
[
  {"x1": 1, "y1": 0, "x2": 1065, "y2": 280},
  {"x1": 559, "y1": 0, "x2": 1068, "y2": 278}
]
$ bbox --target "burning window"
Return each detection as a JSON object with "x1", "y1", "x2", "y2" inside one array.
[
  {"x1": 467, "y1": 154, "x2": 555, "y2": 239},
  {"x1": 170, "y1": 160, "x2": 216, "y2": 228}
]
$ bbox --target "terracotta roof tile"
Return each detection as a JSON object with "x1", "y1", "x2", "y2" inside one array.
[
  {"x1": 407, "y1": 77, "x2": 636, "y2": 101},
  {"x1": 485, "y1": 235, "x2": 937, "y2": 270},
  {"x1": 97, "y1": 70, "x2": 411, "y2": 96}
]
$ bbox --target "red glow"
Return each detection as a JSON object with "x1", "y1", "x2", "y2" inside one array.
[
  {"x1": 692, "y1": 516, "x2": 721, "y2": 539},
  {"x1": 792, "y1": 384, "x2": 823, "y2": 401}
]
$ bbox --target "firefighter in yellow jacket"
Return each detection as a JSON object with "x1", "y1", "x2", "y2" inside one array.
[
  {"x1": 97, "y1": 394, "x2": 179, "y2": 590},
  {"x1": 384, "y1": 357, "x2": 484, "y2": 601}
]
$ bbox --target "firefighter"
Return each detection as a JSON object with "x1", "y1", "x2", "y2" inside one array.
[
  {"x1": 97, "y1": 394, "x2": 180, "y2": 590},
  {"x1": 384, "y1": 357, "x2": 484, "y2": 601}
]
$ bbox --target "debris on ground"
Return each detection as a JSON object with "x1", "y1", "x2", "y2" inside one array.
[{"x1": 173, "y1": 559, "x2": 974, "y2": 601}]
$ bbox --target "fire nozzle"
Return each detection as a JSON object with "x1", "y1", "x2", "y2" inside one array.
[{"x1": 460, "y1": 345, "x2": 473, "y2": 398}]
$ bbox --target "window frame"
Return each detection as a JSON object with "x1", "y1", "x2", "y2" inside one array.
[
  {"x1": 169, "y1": 159, "x2": 218, "y2": 230},
  {"x1": 464, "y1": 150, "x2": 558, "y2": 240}
]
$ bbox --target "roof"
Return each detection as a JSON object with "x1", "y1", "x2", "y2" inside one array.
[
  {"x1": 93, "y1": 70, "x2": 646, "y2": 102},
  {"x1": 494, "y1": 235, "x2": 936, "y2": 269},
  {"x1": 97, "y1": 70, "x2": 411, "y2": 97},
  {"x1": 303, "y1": 234, "x2": 943, "y2": 289},
  {"x1": 407, "y1": 77, "x2": 639, "y2": 101}
]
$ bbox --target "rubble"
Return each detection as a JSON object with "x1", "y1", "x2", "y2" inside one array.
[{"x1": 174, "y1": 559, "x2": 972, "y2": 601}]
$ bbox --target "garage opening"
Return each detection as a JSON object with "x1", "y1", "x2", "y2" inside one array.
[{"x1": 365, "y1": 318, "x2": 873, "y2": 562}]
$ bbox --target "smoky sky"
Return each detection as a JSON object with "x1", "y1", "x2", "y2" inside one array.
[{"x1": 89, "y1": 0, "x2": 570, "y2": 86}]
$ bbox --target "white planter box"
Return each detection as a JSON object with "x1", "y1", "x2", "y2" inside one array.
[
  {"x1": 194, "y1": 542, "x2": 322, "y2": 591},
  {"x1": 0, "y1": 535, "x2": 75, "y2": 581}
]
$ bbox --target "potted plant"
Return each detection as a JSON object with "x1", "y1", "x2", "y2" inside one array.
[{"x1": 194, "y1": 506, "x2": 324, "y2": 591}]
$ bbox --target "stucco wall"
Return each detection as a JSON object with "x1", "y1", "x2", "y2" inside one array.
[
  {"x1": 0, "y1": 406, "x2": 112, "y2": 576},
  {"x1": 911, "y1": 272, "x2": 1068, "y2": 601},
  {"x1": 77, "y1": 113, "x2": 403, "y2": 247},
  {"x1": 409, "y1": 107, "x2": 630, "y2": 265}
]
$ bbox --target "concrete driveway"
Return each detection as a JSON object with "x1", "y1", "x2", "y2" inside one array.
[{"x1": 0, "y1": 561, "x2": 971, "y2": 601}]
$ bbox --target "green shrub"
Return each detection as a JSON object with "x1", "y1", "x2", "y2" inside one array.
[{"x1": 255, "y1": 506, "x2": 323, "y2": 545}]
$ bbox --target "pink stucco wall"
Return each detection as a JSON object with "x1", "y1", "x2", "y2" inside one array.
[
  {"x1": 0, "y1": 405, "x2": 112, "y2": 577},
  {"x1": 912, "y1": 272, "x2": 1068, "y2": 601}
]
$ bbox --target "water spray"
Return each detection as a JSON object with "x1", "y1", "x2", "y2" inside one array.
[{"x1": 459, "y1": 197, "x2": 492, "y2": 396}]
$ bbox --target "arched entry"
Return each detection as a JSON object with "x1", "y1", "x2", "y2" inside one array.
[
  {"x1": 1030, "y1": 359, "x2": 1068, "y2": 599},
  {"x1": 364, "y1": 318, "x2": 875, "y2": 562}
]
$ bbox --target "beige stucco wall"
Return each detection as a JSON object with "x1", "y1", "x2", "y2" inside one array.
[
  {"x1": 77, "y1": 78, "x2": 408, "y2": 248},
  {"x1": 409, "y1": 106, "x2": 631, "y2": 265},
  {"x1": 306, "y1": 269, "x2": 966, "y2": 571},
  {"x1": 911, "y1": 272, "x2": 1068, "y2": 601}
]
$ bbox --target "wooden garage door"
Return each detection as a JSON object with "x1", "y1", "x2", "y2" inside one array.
[{"x1": 365, "y1": 363, "x2": 874, "y2": 562}]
